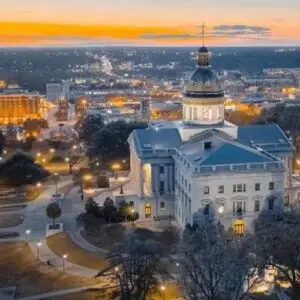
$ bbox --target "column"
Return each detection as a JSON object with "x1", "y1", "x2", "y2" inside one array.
[{"x1": 140, "y1": 163, "x2": 144, "y2": 198}]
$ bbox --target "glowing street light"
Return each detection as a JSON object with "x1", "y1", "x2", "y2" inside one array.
[
  {"x1": 218, "y1": 206, "x2": 224, "y2": 214},
  {"x1": 114, "y1": 267, "x2": 119, "y2": 272},
  {"x1": 37, "y1": 242, "x2": 42, "y2": 259},
  {"x1": 49, "y1": 148, "x2": 55, "y2": 154},
  {"x1": 112, "y1": 163, "x2": 121, "y2": 180},
  {"x1": 131, "y1": 208, "x2": 136, "y2": 225},
  {"x1": 65, "y1": 157, "x2": 70, "y2": 162},
  {"x1": 37, "y1": 152, "x2": 41, "y2": 157},
  {"x1": 36, "y1": 182, "x2": 42, "y2": 188},
  {"x1": 25, "y1": 229, "x2": 31, "y2": 243},
  {"x1": 72, "y1": 145, "x2": 77, "y2": 150},
  {"x1": 160, "y1": 285, "x2": 166, "y2": 300},
  {"x1": 62, "y1": 254, "x2": 68, "y2": 272}
]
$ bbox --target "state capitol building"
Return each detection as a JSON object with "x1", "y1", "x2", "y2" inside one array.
[{"x1": 127, "y1": 44, "x2": 294, "y2": 234}]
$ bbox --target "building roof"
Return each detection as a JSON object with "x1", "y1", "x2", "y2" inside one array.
[
  {"x1": 132, "y1": 127, "x2": 182, "y2": 155},
  {"x1": 237, "y1": 124, "x2": 293, "y2": 152},
  {"x1": 199, "y1": 142, "x2": 276, "y2": 166}
]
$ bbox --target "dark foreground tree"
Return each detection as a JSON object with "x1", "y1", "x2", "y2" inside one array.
[
  {"x1": 97, "y1": 233, "x2": 165, "y2": 300},
  {"x1": 255, "y1": 208, "x2": 300, "y2": 298},
  {"x1": 178, "y1": 223, "x2": 262, "y2": 300},
  {"x1": 0, "y1": 150, "x2": 50, "y2": 187},
  {"x1": 46, "y1": 202, "x2": 62, "y2": 225}
]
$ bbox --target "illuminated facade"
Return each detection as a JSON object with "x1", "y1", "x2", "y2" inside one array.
[{"x1": 0, "y1": 94, "x2": 49, "y2": 125}]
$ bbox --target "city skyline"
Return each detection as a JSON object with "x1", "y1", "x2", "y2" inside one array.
[{"x1": 0, "y1": 0, "x2": 300, "y2": 46}]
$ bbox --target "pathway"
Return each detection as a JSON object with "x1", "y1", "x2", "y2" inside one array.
[{"x1": 17, "y1": 283, "x2": 112, "y2": 300}]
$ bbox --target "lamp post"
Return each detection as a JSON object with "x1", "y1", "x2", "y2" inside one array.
[
  {"x1": 160, "y1": 285, "x2": 166, "y2": 300},
  {"x1": 25, "y1": 229, "x2": 31, "y2": 243},
  {"x1": 37, "y1": 242, "x2": 42, "y2": 260},
  {"x1": 54, "y1": 173, "x2": 59, "y2": 194},
  {"x1": 119, "y1": 177, "x2": 125, "y2": 194},
  {"x1": 131, "y1": 208, "x2": 135, "y2": 225},
  {"x1": 62, "y1": 254, "x2": 68, "y2": 272},
  {"x1": 112, "y1": 163, "x2": 121, "y2": 180}
]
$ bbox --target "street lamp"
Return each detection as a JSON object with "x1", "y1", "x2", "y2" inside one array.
[
  {"x1": 36, "y1": 182, "x2": 42, "y2": 188},
  {"x1": 50, "y1": 148, "x2": 55, "y2": 154},
  {"x1": 54, "y1": 173, "x2": 59, "y2": 194},
  {"x1": 112, "y1": 163, "x2": 121, "y2": 180},
  {"x1": 37, "y1": 242, "x2": 42, "y2": 259},
  {"x1": 62, "y1": 254, "x2": 68, "y2": 272},
  {"x1": 65, "y1": 157, "x2": 70, "y2": 163},
  {"x1": 131, "y1": 208, "x2": 135, "y2": 225},
  {"x1": 37, "y1": 152, "x2": 41, "y2": 157},
  {"x1": 160, "y1": 285, "x2": 166, "y2": 300},
  {"x1": 25, "y1": 229, "x2": 31, "y2": 243},
  {"x1": 72, "y1": 145, "x2": 77, "y2": 150},
  {"x1": 119, "y1": 177, "x2": 125, "y2": 194},
  {"x1": 218, "y1": 206, "x2": 224, "y2": 214}
]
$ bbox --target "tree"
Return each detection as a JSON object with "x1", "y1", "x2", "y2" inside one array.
[
  {"x1": 87, "y1": 120, "x2": 147, "y2": 166},
  {"x1": 178, "y1": 223, "x2": 262, "y2": 300},
  {"x1": 255, "y1": 208, "x2": 300, "y2": 298},
  {"x1": 0, "y1": 150, "x2": 50, "y2": 187},
  {"x1": 46, "y1": 202, "x2": 62, "y2": 224},
  {"x1": 80, "y1": 114, "x2": 104, "y2": 145},
  {"x1": 103, "y1": 197, "x2": 116, "y2": 223},
  {"x1": 97, "y1": 233, "x2": 165, "y2": 300},
  {"x1": 66, "y1": 145, "x2": 84, "y2": 174},
  {"x1": 85, "y1": 197, "x2": 100, "y2": 217}
]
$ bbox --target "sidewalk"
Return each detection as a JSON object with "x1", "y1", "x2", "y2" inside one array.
[
  {"x1": 17, "y1": 283, "x2": 112, "y2": 300},
  {"x1": 29, "y1": 239, "x2": 98, "y2": 278}
]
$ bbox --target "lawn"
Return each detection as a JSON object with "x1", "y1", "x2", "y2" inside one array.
[
  {"x1": 0, "y1": 214, "x2": 24, "y2": 228},
  {"x1": 0, "y1": 242, "x2": 96, "y2": 298},
  {"x1": 81, "y1": 223, "x2": 179, "y2": 255},
  {"x1": 47, "y1": 232, "x2": 108, "y2": 270}
]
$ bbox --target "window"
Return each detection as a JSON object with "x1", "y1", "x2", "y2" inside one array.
[
  {"x1": 203, "y1": 186, "x2": 209, "y2": 195},
  {"x1": 204, "y1": 204, "x2": 210, "y2": 215},
  {"x1": 160, "y1": 165, "x2": 165, "y2": 174},
  {"x1": 255, "y1": 183, "x2": 260, "y2": 191},
  {"x1": 269, "y1": 182, "x2": 274, "y2": 190},
  {"x1": 268, "y1": 197, "x2": 274, "y2": 210},
  {"x1": 233, "y1": 201, "x2": 245, "y2": 215},
  {"x1": 185, "y1": 179, "x2": 187, "y2": 187},
  {"x1": 159, "y1": 181, "x2": 164, "y2": 193},
  {"x1": 189, "y1": 184, "x2": 191, "y2": 192},
  {"x1": 233, "y1": 184, "x2": 246, "y2": 193},
  {"x1": 254, "y1": 200, "x2": 260, "y2": 212},
  {"x1": 160, "y1": 202, "x2": 165, "y2": 210},
  {"x1": 218, "y1": 185, "x2": 224, "y2": 194}
]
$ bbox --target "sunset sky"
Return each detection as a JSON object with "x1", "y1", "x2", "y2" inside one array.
[{"x1": 0, "y1": 0, "x2": 299, "y2": 47}]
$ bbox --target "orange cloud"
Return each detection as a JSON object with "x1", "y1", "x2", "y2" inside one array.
[{"x1": 0, "y1": 21, "x2": 298, "y2": 46}]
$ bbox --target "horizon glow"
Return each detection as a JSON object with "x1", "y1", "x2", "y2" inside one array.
[{"x1": 0, "y1": 0, "x2": 299, "y2": 46}]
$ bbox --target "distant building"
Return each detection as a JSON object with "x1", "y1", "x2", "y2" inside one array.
[
  {"x1": 46, "y1": 83, "x2": 63, "y2": 102},
  {"x1": 150, "y1": 101, "x2": 182, "y2": 121},
  {"x1": 46, "y1": 81, "x2": 69, "y2": 102},
  {"x1": 0, "y1": 93, "x2": 48, "y2": 125},
  {"x1": 140, "y1": 99, "x2": 150, "y2": 120}
]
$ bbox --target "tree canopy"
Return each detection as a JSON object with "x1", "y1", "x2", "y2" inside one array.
[
  {"x1": 46, "y1": 202, "x2": 62, "y2": 224},
  {"x1": 85, "y1": 120, "x2": 147, "y2": 166},
  {"x1": 0, "y1": 151, "x2": 50, "y2": 187}
]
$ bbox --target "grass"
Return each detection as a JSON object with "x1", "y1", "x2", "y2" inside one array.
[
  {"x1": 82, "y1": 223, "x2": 179, "y2": 254},
  {"x1": 0, "y1": 242, "x2": 96, "y2": 298},
  {"x1": 0, "y1": 214, "x2": 24, "y2": 228},
  {"x1": 47, "y1": 232, "x2": 108, "y2": 271}
]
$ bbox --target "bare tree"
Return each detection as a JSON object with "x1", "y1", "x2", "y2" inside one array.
[
  {"x1": 97, "y1": 233, "x2": 165, "y2": 300},
  {"x1": 178, "y1": 223, "x2": 262, "y2": 300},
  {"x1": 255, "y1": 208, "x2": 300, "y2": 298}
]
